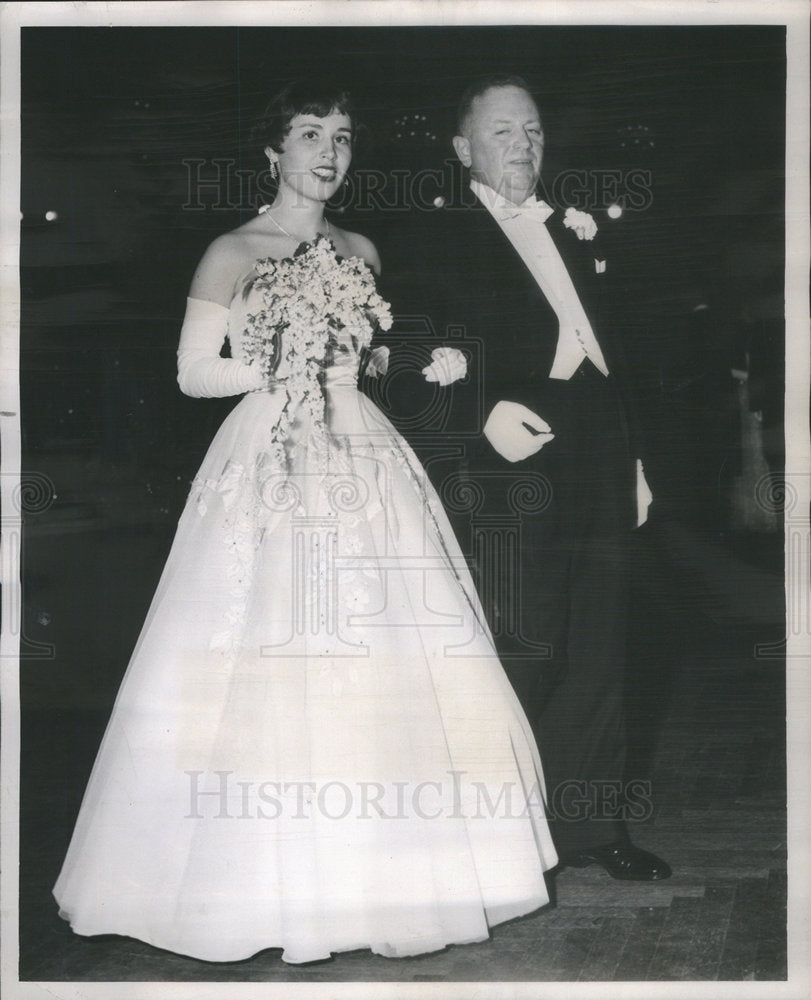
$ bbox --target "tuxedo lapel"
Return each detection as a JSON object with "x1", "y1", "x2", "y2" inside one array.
[
  {"x1": 437, "y1": 201, "x2": 618, "y2": 381},
  {"x1": 546, "y1": 210, "x2": 611, "y2": 346},
  {"x1": 455, "y1": 202, "x2": 560, "y2": 320},
  {"x1": 459, "y1": 201, "x2": 606, "y2": 318},
  {"x1": 547, "y1": 213, "x2": 605, "y2": 299},
  {"x1": 438, "y1": 203, "x2": 560, "y2": 382}
]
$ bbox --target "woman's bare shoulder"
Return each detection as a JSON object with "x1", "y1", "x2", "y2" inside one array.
[
  {"x1": 189, "y1": 226, "x2": 270, "y2": 305},
  {"x1": 334, "y1": 226, "x2": 381, "y2": 274}
]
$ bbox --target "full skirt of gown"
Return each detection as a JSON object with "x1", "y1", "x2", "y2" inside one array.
[{"x1": 53, "y1": 364, "x2": 558, "y2": 964}]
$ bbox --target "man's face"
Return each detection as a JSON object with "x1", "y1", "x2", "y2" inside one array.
[{"x1": 453, "y1": 85, "x2": 543, "y2": 204}]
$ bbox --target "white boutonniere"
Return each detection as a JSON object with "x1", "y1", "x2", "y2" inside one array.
[{"x1": 563, "y1": 207, "x2": 598, "y2": 241}]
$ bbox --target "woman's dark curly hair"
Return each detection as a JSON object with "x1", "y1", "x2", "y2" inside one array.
[{"x1": 252, "y1": 80, "x2": 357, "y2": 154}]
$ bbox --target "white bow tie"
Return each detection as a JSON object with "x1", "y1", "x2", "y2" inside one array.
[{"x1": 498, "y1": 198, "x2": 554, "y2": 224}]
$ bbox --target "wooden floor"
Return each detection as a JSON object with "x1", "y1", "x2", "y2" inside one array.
[{"x1": 17, "y1": 525, "x2": 786, "y2": 985}]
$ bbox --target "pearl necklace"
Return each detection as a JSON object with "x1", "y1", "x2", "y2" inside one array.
[{"x1": 258, "y1": 204, "x2": 331, "y2": 242}]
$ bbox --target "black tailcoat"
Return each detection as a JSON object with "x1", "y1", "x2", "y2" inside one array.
[{"x1": 368, "y1": 198, "x2": 643, "y2": 855}]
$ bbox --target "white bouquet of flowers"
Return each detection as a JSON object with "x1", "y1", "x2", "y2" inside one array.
[
  {"x1": 242, "y1": 236, "x2": 392, "y2": 382},
  {"x1": 241, "y1": 236, "x2": 392, "y2": 463}
]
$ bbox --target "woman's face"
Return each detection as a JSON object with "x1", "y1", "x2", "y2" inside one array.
[{"x1": 270, "y1": 110, "x2": 353, "y2": 203}]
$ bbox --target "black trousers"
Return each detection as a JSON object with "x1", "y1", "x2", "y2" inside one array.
[{"x1": 465, "y1": 360, "x2": 636, "y2": 858}]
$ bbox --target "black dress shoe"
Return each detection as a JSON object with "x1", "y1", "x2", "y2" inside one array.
[{"x1": 566, "y1": 840, "x2": 672, "y2": 881}]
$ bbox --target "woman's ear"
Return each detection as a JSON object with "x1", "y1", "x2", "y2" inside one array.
[{"x1": 264, "y1": 145, "x2": 278, "y2": 167}]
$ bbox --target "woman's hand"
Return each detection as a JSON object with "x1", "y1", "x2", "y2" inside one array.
[
  {"x1": 364, "y1": 345, "x2": 390, "y2": 379},
  {"x1": 422, "y1": 347, "x2": 467, "y2": 386}
]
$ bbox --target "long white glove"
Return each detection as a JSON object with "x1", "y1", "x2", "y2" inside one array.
[
  {"x1": 177, "y1": 296, "x2": 266, "y2": 398},
  {"x1": 483, "y1": 400, "x2": 554, "y2": 463}
]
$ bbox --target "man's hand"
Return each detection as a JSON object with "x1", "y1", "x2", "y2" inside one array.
[
  {"x1": 422, "y1": 347, "x2": 467, "y2": 386},
  {"x1": 483, "y1": 400, "x2": 554, "y2": 462}
]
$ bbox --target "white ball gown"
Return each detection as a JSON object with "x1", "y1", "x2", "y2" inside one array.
[{"x1": 53, "y1": 237, "x2": 558, "y2": 965}]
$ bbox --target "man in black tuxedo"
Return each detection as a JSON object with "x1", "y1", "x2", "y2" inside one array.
[{"x1": 371, "y1": 75, "x2": 669, "y2": 880}]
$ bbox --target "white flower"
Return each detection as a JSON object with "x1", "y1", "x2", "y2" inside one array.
[{"x1": 563, "y1": 207, "x2": 598, "y2": 241}]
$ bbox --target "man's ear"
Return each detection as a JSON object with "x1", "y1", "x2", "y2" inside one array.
[{"x1": 452, "y1": 134, "x2": 472, "y2": 168}]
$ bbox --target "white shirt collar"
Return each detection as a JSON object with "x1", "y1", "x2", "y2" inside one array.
[{"x1": 470, "y1": 179, "x2": 553, "y2": 223}]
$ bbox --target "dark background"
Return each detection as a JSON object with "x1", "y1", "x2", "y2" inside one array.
[
  {"x1": 18, "y1": 24, "x2": 787, "y2": 980},
  {"x1": 21, "y1": 25, "x2": 786, "y2": 703}
]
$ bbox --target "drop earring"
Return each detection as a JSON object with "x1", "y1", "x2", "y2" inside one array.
[{"x1": 269, "y1": 160, "x2": 279, "y2": 181}]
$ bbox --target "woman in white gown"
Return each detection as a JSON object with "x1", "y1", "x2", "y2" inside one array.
[{"x1": 53, "y1": 81, "x2": 558, "y2": 965}]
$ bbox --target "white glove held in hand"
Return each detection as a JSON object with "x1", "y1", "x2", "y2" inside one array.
[
  {"x1": 422, "y1": 347, "x2": 467, "y2": 386},
  {"x1": 484, "y1": 400, "x2": 554, "y2": 463},
  {"x1": 364, "y1": 345, "x2": 390, "y2": 379},
  {"x1": 177, "y1": 297, "x2": 266, "y2": 398}
]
